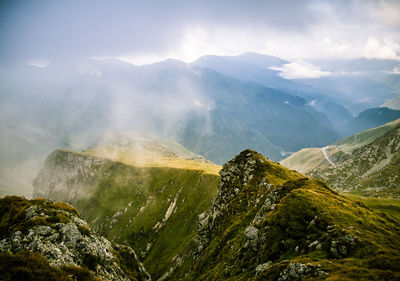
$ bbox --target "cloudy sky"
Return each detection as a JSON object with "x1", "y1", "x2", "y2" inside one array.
[{"x1": 0, "y1": 0, "x2": 399, "y2": 65}]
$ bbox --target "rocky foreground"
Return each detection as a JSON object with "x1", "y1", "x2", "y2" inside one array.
[{"x1": 0, "y1": 196, "x2": 151, "y2": 281}]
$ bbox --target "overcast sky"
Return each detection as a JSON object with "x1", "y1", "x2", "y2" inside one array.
[{"x1": 0, "y1": 0, "x2": 399, "y2": 65}]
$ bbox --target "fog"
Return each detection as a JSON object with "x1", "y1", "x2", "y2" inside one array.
[{"x1": 0, "y1": 59, "x2": 215, "y2": 197}]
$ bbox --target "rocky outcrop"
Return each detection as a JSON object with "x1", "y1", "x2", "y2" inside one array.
[
  {"x1": 33, "y1": 150, "x2": 110, "y2": 205},
  {"x1": 196, "y1": 150, "x2": 273, "y2": 252},
  {"x1": 171, "y1": 149, "x2": 400, "y2": 281},
  {"x1": 0, "y1": 196, "x2": 150, "y2": 281}
]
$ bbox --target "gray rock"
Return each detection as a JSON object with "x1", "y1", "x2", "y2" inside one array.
[{"x1": 0, "y1": 200, "x2": 149, "y2": 281}]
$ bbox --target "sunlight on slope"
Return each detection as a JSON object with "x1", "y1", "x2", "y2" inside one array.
[
  {"x1": 280, "y1": 147, "x2": 329, "y2": 173},
  {"x1": 82, "y1": 135, "x2": 221, "y2": 175}
]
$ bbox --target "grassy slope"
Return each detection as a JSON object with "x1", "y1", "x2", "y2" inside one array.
[
  {"x1": 35, "y1": 139, "x2": 222, "y2": 279},
  {"x1": 335, "y1": 118, "x2": 400, "y2": 153},
  {"x1": 75, "y1": 164, "x2": 219, "y2": 278},
  {"x1": 343, "y1": 194, "x2": 400, "y2": 220},
  {"x1": 309, "y1": 125, "x2": 400, "y2": 197},
  {"x1": 280, "y1": 147, "x2": 329, "y2": 174},
  {"x1": 177, "y1": 151, "x2": 400, "y2": 280},
  {"x1": 84, "y1": 145, "x2": 220, "y2": 175},
  {"x1": 0, "y1": 196, "x2": 143, "y2": 281}
]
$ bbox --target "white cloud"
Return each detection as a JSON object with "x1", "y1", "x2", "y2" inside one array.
[
  {"x1": 363, "y1": 36, "x2": 400, "y2": 60},
  {"x1": 26, "y1": 60, "x2": 50, "y2": 68},
  {"x1": 269, "y1": 61, "x2": 332, "y2": 79}
]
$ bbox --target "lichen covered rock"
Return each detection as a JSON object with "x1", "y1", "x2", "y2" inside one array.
[{"x1": 0, "y1": 196, "x2": 150, "y2": 281}]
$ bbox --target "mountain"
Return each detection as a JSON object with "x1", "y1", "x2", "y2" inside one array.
[
  {"x1": 33, "y1": 135, "x2": 221, "y2": 279},
  {"x1": 0, "y1": 58, "x2": 339, "y2": 197},
  {"x1": 192, "y1": 53, "x2": 354, "y2": 129},
  {"x1": 340, "y1": 107, "x2": 400, "y2": 137},
  {"x1": 32, "y1": 147, "x2": 400, "y2": 280},
  {"x1": 175, "y1": 69, "x2": 338, "y2": 162},
  {"x1": 282, "y1": 119, "x2": 400, "y2": 197},
  {"x1": 0, "y1": 195, "x2": 150, "y2": 281},
  {"x1": 281, "y1": 118, "x2": 400, "y2": 173},
  {"x1": 308, "y1": 124, "x2": 400, "y2": 198},
  {"x1": 303, "y1": 58, "x2": 400, "y2": 113},
  {"x1": 168, "y1": 150, "x2": 400, "y2": 280}
]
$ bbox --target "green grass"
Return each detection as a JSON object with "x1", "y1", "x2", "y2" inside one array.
[
  {"x1": 73, "y1": 162, "x2": 220, "y2": 279},
  {"x1": 343, "y1": 194, "x2": 400, "y2": 220},
  {"x1": 0, "y1": 196, "x2": 145, "y2": 281},
  {"x1": 175, "y1": 151, "x2": 400, "y2": 280}
]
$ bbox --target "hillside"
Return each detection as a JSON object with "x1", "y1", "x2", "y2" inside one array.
[
  {"x1": 192, "y1": 54, "x2": 353, "y2": 128},
  {"x1": 308, "y1": 125, "x2": 400, "y2": 198},
  {"x1": 169, "y1": 150, "x2": 400, "y2": 280},
  {"x1": 340, "y1": 107, "x2": 400, "y2": 137},
  {"x1": 283, "y1": 120, "x2": 400, "y2": 198},
  {"x1": 33, "y1": 136, "x2": 221, "y2": 279},
  {"x1": 282, "y1": 119, "x2": 400, "y2": 174},
  {"x1": 32, "y1": 147, "x2": 400, "y2": 280},
  {"x1": 0, "y1": 196, "x2": 150, "y2": 281}
]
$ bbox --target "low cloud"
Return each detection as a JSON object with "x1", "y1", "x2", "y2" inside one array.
[
  {"x1": 269, "y1": 61, "x2": 332, "y2": 79},
  {"x1": 363, "y1": 36, "x2": 400, "y2": 60}
]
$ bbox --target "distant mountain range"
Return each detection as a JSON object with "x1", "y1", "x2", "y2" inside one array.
[{"x1": 1, "y1": 52, "x2": 399, "y2": 196}]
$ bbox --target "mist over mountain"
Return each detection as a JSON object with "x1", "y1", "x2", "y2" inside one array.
[
  {"x1": 2, "y1": 1, "x2": 400, "y2": 280},
  {"x1": 0, "y1": 55, "x2": 344, "y2": 196}
]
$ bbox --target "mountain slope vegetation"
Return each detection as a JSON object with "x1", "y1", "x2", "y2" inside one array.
[
  {"x1": 33, "y1": 136, "x2": 221, "y2": 279},
  {"x1": 283, "y1": 120, "x2": 400, "y2": 197},
  {"x1": 32, "y1": 145, "x2": 400, "y2": 280},
  {"x1": 281, "y1": 118, "x2": 400, "y2": 173},
  {"x1": 169, "y1": 150, "x2": 400, "y2": 280},
  {"x1": 308, "y1": 125, "x2": 400, "y2": 198}
]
